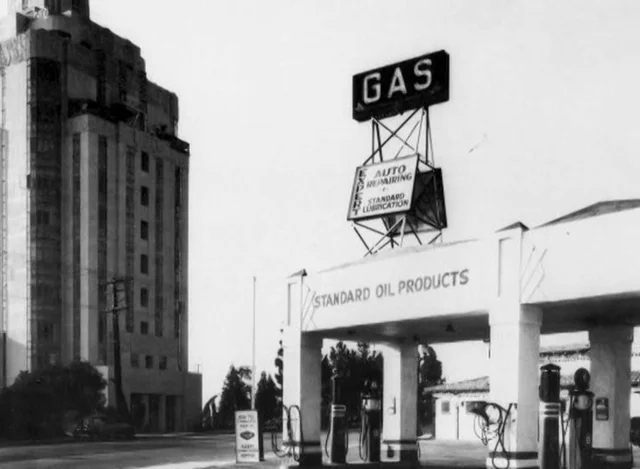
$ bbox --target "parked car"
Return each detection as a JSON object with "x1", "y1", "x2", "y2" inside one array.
[{"x1": 73, "y1": 413, "x2": 135, "y2": 441}]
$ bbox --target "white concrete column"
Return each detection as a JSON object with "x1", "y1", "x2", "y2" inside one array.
[
  {"x1": 488, "y1": 305, "x2": 541, "y2": 469},
  {"x1": 282, "y1": 328, "x2": 322, "y2": 467},
  {"x1": 381, "y1": 342, "x2": 418, "y2": 464},
  {"x1": 589, "y1": 325, "x2": 633, "y2": 469}
]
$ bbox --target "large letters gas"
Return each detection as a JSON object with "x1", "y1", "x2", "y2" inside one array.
[
  {"x1": 352, "y1": 50, "x2": 449, "y2": 122},
  {"x1": 362, "y1": 59, "x2": 432, "y2": 104}
]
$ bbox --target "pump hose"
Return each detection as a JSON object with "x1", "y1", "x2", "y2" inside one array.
[
  {"x1": 358, "y1": 408, "x2": 368, "y2": 461},
  {"x1": 271, "y1": 404, "x2": 304, "y2": 462},
  {"x1": 559, "y1": 395, "x2": 574, "y2": 469},
  {"x1": 472, "y1": 403, "x2": 513, "y2": 469},
  {"x1": 490, "y1": 404, "x2": 512, "y2": 469},
  {"x1": 323, "y1": 421, "x2": 331, "y2": 458},
  {"x1": 323, "y1": 409, "x2": 350, "y2": 461}
]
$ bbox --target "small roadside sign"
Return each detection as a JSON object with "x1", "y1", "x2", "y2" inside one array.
[{"x1": 235, "y1": 410, "x2": 260, "y2": 463}]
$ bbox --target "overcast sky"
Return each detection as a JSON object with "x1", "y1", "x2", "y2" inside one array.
[{"x1": 4, "y1": 1, "x2": 640, "y2": 400}]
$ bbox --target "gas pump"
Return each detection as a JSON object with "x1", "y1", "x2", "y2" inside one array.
[
  {"x1": 327, "y1": 373, "x2": 348, "y2": 465},
  {"x1": 539, "y1": 364, "x2": 562, "y2": 469},
  {"x1": 565, "y1": 368, "x2": 594, "y2": 469},
  {"x1": 358, "y1": 379, "x2": 382, "y2": 463}
]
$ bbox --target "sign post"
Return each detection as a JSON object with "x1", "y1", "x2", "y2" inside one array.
[{"x1": 235, "y1": 410, "x2": 261, "y2": 463}]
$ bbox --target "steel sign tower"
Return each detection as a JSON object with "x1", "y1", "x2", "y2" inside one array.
[{"x1": 349, "y1": 51, "x2": 450, "y2": 256}]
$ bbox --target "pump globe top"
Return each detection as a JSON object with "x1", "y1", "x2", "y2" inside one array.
[{"x1": 574, "y1": 367, "x2": 591, "y2": 390}]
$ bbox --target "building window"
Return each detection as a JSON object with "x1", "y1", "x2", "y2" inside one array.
[
  {"x1": 159, "y1": 356, "x2": 167, "y2": 370},
  {"x1": 96, "y1": 50, "x2": 106, "y2": 105},
  {"x1": 141, "y1": 151, "x2": 149, "y2": 172},
  {"x1": 140, "y1": 220, "x2": 149, "y2": 240},
  {"x1": 125, "y1": 146, "x2": 136, "y2": 333},
  {"x1": 36, "y1": 210, "x2": 50, "y2": 225},
  {"x1": 37, "y1": 321, "x2": 59, "y2": 342},
  {"x1": 98, "y1": 208, "x2": 107, "y2": 237},
  {"x1": 441, "y1": 400, "x2": 451, "y2": 414},
  {"x1": 140, "y1": 321, "x2": 149, "y2": 335},
  {"x1": 131, "y1": 353, "x2": 139, "y2": 368},
  {"x1": 155, "y1": 300, "x2": 163, "y2": 338},
  {"x1": 140, "y1": 254, "x2": 148, "y2": 274},
  {"x1": 145, "y1": 355, "x2": 153, "y2": 369},
  {"x1": 141, "y1": 186, "x2": 149, "y2": 206},
  {"x1": 140, "y1": 288, "x2": 148, "y2": 307}
]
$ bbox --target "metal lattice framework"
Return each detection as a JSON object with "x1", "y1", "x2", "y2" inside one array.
[{"x1": 352, "y1": 106, "x2": 446, "y2": 257}]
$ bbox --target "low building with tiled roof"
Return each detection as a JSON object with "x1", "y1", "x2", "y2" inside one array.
[{"x1": 426, "y1": 343, "x2": 640, "y2": 441}]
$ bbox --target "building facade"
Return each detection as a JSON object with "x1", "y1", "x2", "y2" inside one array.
[
  {"x1": 429, "y1": 344, "x2": 640, "y2": 441},
  {"x1": 0, "y1": 0, "x2": 201, "y2": 432}
]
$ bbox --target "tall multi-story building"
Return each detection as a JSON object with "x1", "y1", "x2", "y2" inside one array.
[{"x1": 0, "y1": 0, "x2": 201, "y2": 432}]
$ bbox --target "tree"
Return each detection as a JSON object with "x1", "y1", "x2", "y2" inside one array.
[
  {"x1": 418, "y1": 345, "x2": 444, "y2": 434},
  {"x1": 255, "y1": 372, "x2": 279, "y2": 425},
  {"x1": 323, "y1": 341, "x2": 383, "y2": 427},
  {"x1": 217, "y1": 365, "x2": 252, "y2": 429},
  {"x1": 0, "y1": 360, "x2": 107, "y2": 439}
]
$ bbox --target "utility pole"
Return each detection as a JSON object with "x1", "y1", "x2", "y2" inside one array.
[
  {"x1": 251, "y1": 275, "x2": 256, "y2": 410},
  {"x1": 106, "y1": 277, "x2": 131, "y2": 421}
]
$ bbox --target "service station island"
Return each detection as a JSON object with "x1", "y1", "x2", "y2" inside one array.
[{"x1": 277, "y1": 50, "x2": 640, "y2": 469}]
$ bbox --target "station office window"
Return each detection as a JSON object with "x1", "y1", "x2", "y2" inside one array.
[
  {"x1": 140, "y1": 220, "x2": 149, "y2": 240},
  {"x1": 140, "y1": 321, "x2": 149, "y2": 335},
  {"x1": 145, "y1": 355, "x2": 153, "y2": 369},
  {"x1": 159, "y1": 356, "x2": 167, "y2": 370},
  {"x1": 140, "y1": 254, "x2": 149, "y2": 274},
  {"x1": 141, "y1": 151, "x2": 149, "y2": 172},
  {"x1": 441, "y1": 400, "x2": 451, "y2": 414},
  {"x1": 140, "y1": 186, "x2": 149, "y2": 206}
]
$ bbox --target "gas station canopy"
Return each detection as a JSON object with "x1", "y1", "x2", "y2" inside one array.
[{"x1": 298, "y1": 200, "x2": 640, "y2": 344}]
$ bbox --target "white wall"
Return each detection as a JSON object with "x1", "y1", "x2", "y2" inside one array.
[
  {"x1": 435, "y1": 388, "x2": 640, "y2": 442},
  {"x1": 434, "y1": 393, "x2": 489, "y2": 442},
  {"x1": 434, "y1": 395, "x2": 458, "y2": 440}
]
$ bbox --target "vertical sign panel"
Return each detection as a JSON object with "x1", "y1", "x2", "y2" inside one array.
[
  {"x1": 347, "y1": 155, "x2": 418, "y2": 221},
  {"x1": 235, "y1": 410, "x2": 260, "y2": 462}
]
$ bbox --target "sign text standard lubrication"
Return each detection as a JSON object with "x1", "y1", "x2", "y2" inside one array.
[
  {"x1": 348, "y1": 156, "x2": 418, "y2": 220},
  {"x1": 313, "y1": 269, "x2": 469, "y2": 309}
]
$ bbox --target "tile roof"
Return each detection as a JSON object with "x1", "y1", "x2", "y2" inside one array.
[
  {"x1": 426, "y1": 371, "x2": 640, "y2": 395},
  {"x1": 539, "y1": 343, "x2": 590, "y2": 356}
]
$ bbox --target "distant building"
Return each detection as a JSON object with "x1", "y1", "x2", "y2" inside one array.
[
  {"x1": 427, "y1": 343, "x2": 640, "y2": 441},
  {"x1": 0, "y1": 0, "x2": 201, "y2": 432}
]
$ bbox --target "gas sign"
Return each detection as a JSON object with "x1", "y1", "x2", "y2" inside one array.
[{"x1": 352, "y1": 50, "x2": 449, "y2": 122}]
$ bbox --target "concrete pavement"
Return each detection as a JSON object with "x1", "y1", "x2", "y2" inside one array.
[
  {"x1": 0, "y1": 432, "x2": 636, "y2": 469},
  {"x1": 0, "y1": 432, "x2": 487, "y2": 469}
]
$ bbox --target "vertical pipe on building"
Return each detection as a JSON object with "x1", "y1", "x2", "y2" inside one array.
[{"x1": 0, "y1": 68, "x2": 6, "y2": 386}]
